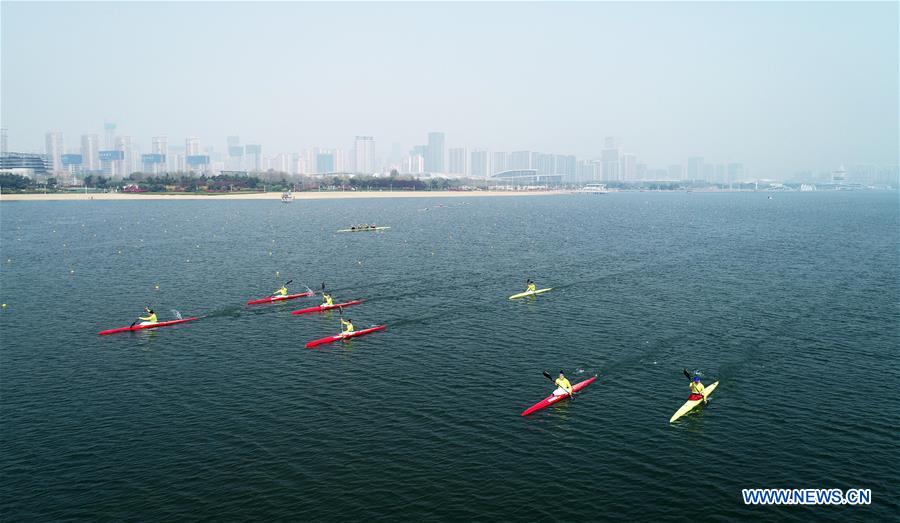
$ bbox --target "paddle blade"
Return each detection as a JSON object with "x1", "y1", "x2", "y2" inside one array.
[
  {"x1": 683, "y1": 368, "x2": 692, "y2": 381},
  {"x1": 543, "y1": 370, "x2": 553, "y2": 381}
]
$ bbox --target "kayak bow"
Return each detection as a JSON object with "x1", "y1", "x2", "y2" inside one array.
[
  {"x1": 291, "y1": 300, "x2": 363, "y2": 315},
  {"x1": 247, "y1": 291, "x2": 314, "y2": 305},
  {"x1": 98, "y1": 316, "x2": 201, "y2": 336},
  {"x1": 669, "y1": 381, "x2": 719, "y2": 423},
  {"x1": 509, "y1": 288, "x2": 553, "y2": 300},
  {"x1": 305, "y1": 325, "x2": 386, "y2": 349},
  {"x1": 521, "y1": 376, "x2": 597, "y2": 416}
]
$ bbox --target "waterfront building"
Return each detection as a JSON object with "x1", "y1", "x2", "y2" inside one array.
[
  {"x1": 426, "y1": 132, "x2": 445, "y2": 173},
  {"x1": 354, "y1": 136, "x2": 375, "y2": 174}
]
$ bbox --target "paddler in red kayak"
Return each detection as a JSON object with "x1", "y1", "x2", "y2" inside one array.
[
  {"x1": 340, "y1": 317, "x2": 355, "y2": 336},
  {"x1": 130, "y1": 306, "x2": 158, "y2": 327},
  {"x1": 554, "y1": 370, "x2": 574, "y2": 397},
  {"x1": 273, "y1": 283, "x2": 289, "y2": 297},
  {"x1": 321, "y1": 291, "x2": 334, "y2": 308}
]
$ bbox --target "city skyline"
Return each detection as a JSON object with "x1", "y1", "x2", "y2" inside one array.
[
  {"x1": 3, "y1": 123, "x2": 895, "y2": 187},
  {"x1": 2, "y1": 2, "x2": 897, "y2": 178}
]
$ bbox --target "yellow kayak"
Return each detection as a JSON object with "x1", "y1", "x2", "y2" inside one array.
[
  {"x1": 669, "y1": 381, "x2": 719, "y2": 423},
  {"x1": 509, "y1": 288, "x2": 553, "y2": 300}
]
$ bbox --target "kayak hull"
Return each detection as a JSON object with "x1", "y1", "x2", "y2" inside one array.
[
  {"x1": 291, "y1": 300, "x2": 363, "y2": 315},
  {"x1": 305, "y1": 325, "x2": 386, "y2": 349},
  {"x1": 247, "y1": 291, "x2": 313, "y2": 305},
  {"x1": 669, "y1": 381, "x2": 719, "y2": 423},
  {"x1": 509, "y1": 288, "x2": 553, "y2": 300},
  {"x1": 337, "y1": 227, "x2": 391, "y2": 233},
  {"x1": 98, "y1": 316, "x2": 201, "y2": 336},
  {"x1": 521, "y1": 376, "x2": 597, "y2": 416}
]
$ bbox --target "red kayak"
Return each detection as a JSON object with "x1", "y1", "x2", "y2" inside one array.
[
  {"x1": 305, "y1": 325, "x2": 386, "y2": 349},
  {"x1": 291, "y1": 300, "x2": 363, "y2": 315},
  {"x1": 98, "y1": 317, "x2": 201, "y2": 336},
  {"x1": 247, "y1": 291, "x2": 313, "y2": 305},
  {"x1": 521, "y1": 376, "x2": 597, "y2": 416}
]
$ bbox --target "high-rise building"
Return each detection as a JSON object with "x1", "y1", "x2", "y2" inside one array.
[
  {"x1": 687, "y1": 157, "x2": 704, "y2": 181},
  {"x1": 45, "y1": 131, "x2": 64, "y2": 175},
  {"x1": 104, "y1": 122, "x2": 116, "y2": 149},
  {"x1": 316, "y1": 151, "x2": 335, "y2": 173},
  {"x1": 702, "y1": 164, "x2": 715, "y2": 182},
  {"x1": 535, "y1": 153, "x2": 554, "y2": 175},
  {"x1": 470, "y1": 150, "x2": 489, "y2": 179},
  {"x1": 186, "y1": 137, "x2": 200, "y2": 156},
  {"x1": 601, "y1": 148, "x2": 620, "y2": 181},
  {"x1": 448, "y1": 147, "x2": 468, "y2": 175},
  {"x1": 509, "y1": 151, "x2": 531, "y2": 170},
  {"x1": 622, "y1": 153, "x2": 637, "y2": 181},
  {"x1": 492, "y1": 152, "x2": 507, "y2": 174},
  {"x1": 246, "y1": 145, "x2": 263, "y2": 172},
  {"x1": 0, "y1": 128, "x2": 7, "y2": 156},
  {"x1": 354, "y1": 136, "x2": 375, "y2": 174},
  {"x1": 115, "y1": 136, "x2": 134, "y2": 176},
  {"x1": 555, "y1": 155, "x2": 576, "y2": 180},
  {"x1": 142, "y1": 136, "x2": 167, "y2": 174},
  {"x1": 426, "y1": 132, "x2": 445, "y2": 173},
  {"x1": 576, "y1": 159, "x2": 600, "y2": 183},
  {"x1": 81, "y1": 133, "x2": 100, "y2": 172},
  {"x1": 152, "y1": 136, "x2": 168, "y2": 158}
]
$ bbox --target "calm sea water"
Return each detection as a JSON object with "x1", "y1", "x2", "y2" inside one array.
[{"x1": 1, "y1": 192, "x2": 898, "y2": 521}]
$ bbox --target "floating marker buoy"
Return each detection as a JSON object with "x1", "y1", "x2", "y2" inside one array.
[{"x1": 70, "y1": 269, "x2": 74, "y2": 274}]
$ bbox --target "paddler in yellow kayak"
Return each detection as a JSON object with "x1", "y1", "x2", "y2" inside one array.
[
  {"x1": 554, "y1": 370, "x2": 573, "y2": 397},
  {"x1": 340, "y1": 317, "x2": 354, "y2": 336},
  {"x1": 525, "y1": 279, "x2": 537, "y2": 293},
  {"x1": 685, "y1": 370, "x2": 708, "y2": 404}
]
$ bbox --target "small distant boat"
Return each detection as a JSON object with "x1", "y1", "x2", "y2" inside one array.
[
  {"x1": 281, "y1": 191, "x2": 294, "y2": 203},
  {"x1": 337, "y1": 226, "x2": 391, "y2": 233},
  {"x1": 576, "y1": 183, "x2": 608, "y2": 194}
]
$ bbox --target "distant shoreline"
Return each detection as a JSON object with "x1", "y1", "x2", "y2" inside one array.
[{"x1": 0, "y1": 190, "x2": 566, "y2": 202}]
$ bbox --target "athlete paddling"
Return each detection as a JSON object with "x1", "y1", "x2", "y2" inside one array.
[
  {"x1": 554, "y1": 370, "x2": 574, "y2": 398},
  {"x1": 322, "y1": 292, "x2": 334, "y2": 307},
  {"x1": 684, "y1": 369, "x2": 708, "y2": 404},
  {"x1": 273, "y1": 284, "x2": 288, "y2": 297},
  {"x1": 131, "y1": 306, "x2": 158, "y2": 327},
  {"x1": 340, "y1": 318, "x2": 355, "y2": 335},
  {"x1": 526, "y1": 279, "x2": 537, "y2": 293}
]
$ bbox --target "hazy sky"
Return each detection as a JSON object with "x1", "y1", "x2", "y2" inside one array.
[{"x1": 2, "y1": 1, "x2": 897, "y2": 175}]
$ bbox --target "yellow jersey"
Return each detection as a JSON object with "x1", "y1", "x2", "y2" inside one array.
[
  {"x1": 690, "y1": 381, "x2": 705, "y2": 395},
  {"x1": 555, "y1": 377, "x2": 573, "y2": 393},
  {"x1": 139, "y1": 312, "x2": 158, "y2": 323}
]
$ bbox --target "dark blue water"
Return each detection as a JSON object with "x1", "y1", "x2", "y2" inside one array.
[{"x1": 1, "y1": 192, "x2": 898, "y2": 521}]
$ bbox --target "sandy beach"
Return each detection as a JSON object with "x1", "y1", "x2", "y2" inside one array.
[
  {"x1": 0, "y1": 191, "x2": 569, "y2": 201},
  {"x1": 0, "y1": 190, "x2": 566, "y2": 202}
]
